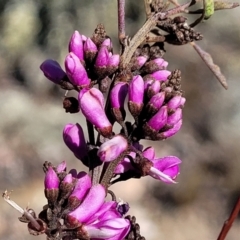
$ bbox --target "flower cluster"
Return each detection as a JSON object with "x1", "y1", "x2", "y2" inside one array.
[
  {"x1": 20, "y1": 23, "x2": 185, "y2": 239},
  {"x1": 3, "y1": 1, "x2": 239, "y2": 239},
  {"x1": 35, "y1": 161, "x2": 130, "y2": 240}
]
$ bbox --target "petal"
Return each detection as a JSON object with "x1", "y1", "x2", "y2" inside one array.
[{"x1": 66, "y1": 184, "x2": 106, "y2": 224}]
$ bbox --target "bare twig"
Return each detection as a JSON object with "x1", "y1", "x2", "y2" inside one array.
[
  {"x1": 120, "y1": 1, "x2": 192, "y2": 68},
  {"x1": 190, "y1": 42, "x2": 228, "y2": 89},
  {"x1": 217, "y1": 197, "x2": 240, "y2": 240},
  {"x1": 2, "y1": 190, "x2": 41, "y2": 230},
  {"x1": 144, "y1": 0, "x2": 152, "y2": 18},
  {"x1": 118, "y1": 0, "x2": 126, "y2": 46}
]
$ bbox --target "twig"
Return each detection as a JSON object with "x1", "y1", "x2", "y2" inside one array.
[
  {"x1": 217, "y1": 197, "x2": 240, "y2": 240},
  {"x1": 144, "y1": 0, "x2": 152, "y2": 18},
  {"x1": 120, "y1": 1, "x2": 192, "y2": 68},
  {"x1": 118, "y1": 0, "x2": 126, "y2": 48},
  {"x1": 190, "y1": 42, "x2": 228, "y2": 89}
]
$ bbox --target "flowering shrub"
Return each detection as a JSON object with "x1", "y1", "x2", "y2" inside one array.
[{"x1": 2, "y1": 0, "x2": 239, "y2": 240}]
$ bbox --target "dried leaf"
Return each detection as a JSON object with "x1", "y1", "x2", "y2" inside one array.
[{"x1": 190, "y1": 42, "x2": 228, "y2": 89}]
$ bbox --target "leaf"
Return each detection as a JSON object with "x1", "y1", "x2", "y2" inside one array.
[
  {"x1": 190, "y1": 42, "x2": 228, "y2": 89},
  {"x1": 204, "y1": 0, "x2": 215, "y2": 19}
]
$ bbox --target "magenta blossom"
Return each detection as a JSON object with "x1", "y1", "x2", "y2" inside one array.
[
  {"x1": 97, "y1": 135, "x2": 128, "y2": 162},
  {"x1": 79, "y1": 88, "x2": 112, "y2": 137},
  {"x1": 68, "y1": 30, "x2": 84, "y2": 61},
  {"x1": 65, "y1": 184, "x2": 130, "y2": 240},
  {"x1": 40, "y1": 59, "x2": 66, "y2": 84},
  {"x1": 150, "y1": 156, "x2": 181, "y2": 183},
  {"x1": 65, "y1": 52, "x2": 90, "y2": 87},
  {"x1": 63, "y1": 123, "x2": 87, "y2": 161}
]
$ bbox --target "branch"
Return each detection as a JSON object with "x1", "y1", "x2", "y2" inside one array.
[
  {"x1": 118, "y1": 0, "x2": 126, "y2": 47},
  {"x1": 190, "y1": 42, "x2": 228, "y2": 89},
  {"x1": 217, "y1": 197, "x2": 240, "y2": 240}
]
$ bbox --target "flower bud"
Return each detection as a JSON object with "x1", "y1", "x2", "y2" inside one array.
[
  {"x1": 65, "y1": 184, "x2": 106, "y2": 227},
  {"x1": 84, "y1": 37, "x2": 98, "y2": 62},
  {"x1": 40, "y1": 59, "x2": 66, "y2": 84},
  {"x1": 106, "y1": 54, "x2": 120, "y2": 75},
  {"x1": 141, "y1": 58, "x2": 168, "y2": 75},
  {"x1": 44, "y1": 166, "x2": 59, "y2": 203},
  {"x1": 159, "y1": 119, "x2": 182, "y2": 139},
  {"x1": 63, "y1": 97, "x2": 79, "y2": 114},
  {"x1": 131, "y1": 56, "x2": 148, "y2": 71},
  {"x1": 167, "y1": 95, "x2": 185, "y2": 111},
  {"x1": 97, "y1": 135, "x2": 128, "y2": 162},
  {"x1": 146, "y1": 80, "x2": 161, "y2": 98},
  {"x1": 166, "y1": 108, "x2": 182, "y2": 127},
  {"x1": 110, "y1": 82, "x2": 128, "y2": 122},
  {"x1": 68, "y1": 31, "x2": 84, "y2": 61},
  {"x1": 146, "y1": 92, "x2": 165, "y2": 115},
  {"x1": 63, "y1": 123, "x2": 87, "y2": 161},
  {"x1": 128, "y1": 75, "x2": 144, "y2": 117},
  {"x1": 147, "y1": 106, "x2": 168, "y2": 131},
  {"x1": 150, "y1": 70, "x2": 171, "y2": 81},
  {"x1": 60, "y1": 173, "x2": 74, "y2": 200},
  {"x1": 101, "y1": 38, "x2": 112, "y2": 51},
  {"x1": 65, "y1": 52, "x2": 90, "y2": 87},
  {"x1": 79, "y1": 88, "x2": 112, "y2": 137},
  {"x1": 95, "y1": 45, "x2": 109, "y2": 67},
  {"x1": 67, "y1": 172, "x2": 91, "y2": 210},
  {"x1": 56, "y1": 161, "x2": 67, "y2": 173}
]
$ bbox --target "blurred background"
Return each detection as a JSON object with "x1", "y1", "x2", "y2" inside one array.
[{"x1": 0, "y1": 0, "x2": 240, "y2": 239}]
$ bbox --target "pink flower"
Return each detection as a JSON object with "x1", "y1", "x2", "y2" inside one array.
[
  {"x1": 97, "y1": 135, "x2": 128, "y2": 162},
  {"x1": 79, "y1": 88, "x2": 112, "y2": 137},
  {"x1": 40, "y1": 59, "x2": 66, "y2": 84},
  {"x1": 65, "y1": 52, "x2": 90, "y2": 87},
  {"x1": 68, "y1": 31, "x2": 84, "y2": 61},
  {"x1": 63, "y1": 123, "x2": 87, "y2": 161}
]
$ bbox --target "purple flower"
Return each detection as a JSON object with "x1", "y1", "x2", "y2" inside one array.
[
  {"x1": 84, "y1": 218, "x2": 130, "y2": 240},
  {"x1": 167, "y1": 95, "x2": 185, "y2": 111},
  {"x1": 166, "y1": 108, "x2": 182, "y2": 126},
  {"x1": 68, "y1": 172, "x2": 91, "y2": 209},
  {"x1": 44, "y1": 166, "x2": 59, "y2": 190},
  {"x1": 56, "y1": 161, "x2": 67, "y2": 173},
  {"x1": 142, "y1": 147, "x2": 156, "y2": 160},
  {"x1": 68, "y1": 31, "x2": 84, "y2": 61},
  {"x1": 63, "y1": 123, "x2": 87, "y2": 161},
  {"x1": 149, "y1": 156, "x2": 181, "y2": 183},
  {"x1": 159, "y1": 119, "x2": 183, "y2": 139},
  {"x1": 150, "y1": 70, "x2": 171, "y2": 81},
  {"x1": 95, "y1": 45, "x2": 109, "y2": 67},
  {"x1": 101, "y1": 38, "x2": 112, "y2": 51},
  {"x1": 97, "y1": 135, "x2": 128, "y2": 162},
  {"x1": 150, "y1": 58, "x2": 168, "y2": 69},
  {"x1": 147, "y1": 106, "x2": 168, "y2": 131},
  {"x1": 135, "y1": 56, "x2": 148, "y2": 69},
  {"x1": 129, "y1": 75, "x2": 144, "y2": 105},
  {"x1": 79, "y1": 88, "x2": 112, "y2": 137},
  {"x1": 110, "y1": 82, "x2": 128, "y2": 109},
  {"x1": 44, "y1": 166, "x2": 60, "y2": 203},
  {"x1": 40, "y1": 59, "x2": 66, "y2": 84},
  {"x1": 65, "y1": 184, "x2": 106, "y2": 226},
  {"x1": 146, "y1": 80, "x2": 161, "y2": 97},
  {"x1": 107, "y1": 54, "x2": 120, "y2": 68},
  {"x1": 84, "y1": 37, "x2": 98, "y2": 61},
  {"x1": 147, "y1": 92, "x2": 165, "y2": 112},
  {"x1": 65, "y1": 52, "x2": 90, "y2": 87}
]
